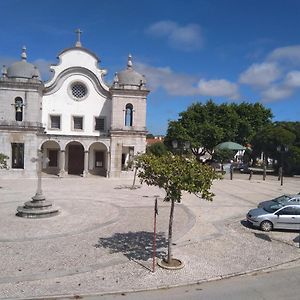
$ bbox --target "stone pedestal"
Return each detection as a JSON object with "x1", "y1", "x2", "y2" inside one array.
[{"x1": 16, "y1": 192, "x2": 59, "y2": 218}]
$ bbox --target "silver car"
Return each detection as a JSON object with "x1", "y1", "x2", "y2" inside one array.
[
  {"x1": 247, "y1": 204, "x2": 300, "y2": 231},
  {"x1": 258, "y1": 194, "x2": 300, "y2": 208}
]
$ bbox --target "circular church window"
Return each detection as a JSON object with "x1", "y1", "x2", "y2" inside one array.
[{"x1": 70, "y1": 82, "x2": 88, "y2": 100}]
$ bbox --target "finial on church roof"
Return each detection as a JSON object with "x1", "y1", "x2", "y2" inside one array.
[
  {"x1": 75, "y1": 28, "x2": 82, "y2": 47},
  {"x1": 113, "y1": 72, "x2": 119, "y2": 83},
  {"x1": 127, "y1": 54, "x2": 133, "y2": 69},
  {"x1": 21, "y1": 46, "x2": 27, "y2": 61}
]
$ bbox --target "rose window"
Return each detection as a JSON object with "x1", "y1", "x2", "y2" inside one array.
[{"x1": 71, "y1": 83, "x2": 87, "y2": 100}]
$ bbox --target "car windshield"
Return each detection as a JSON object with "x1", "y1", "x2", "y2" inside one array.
[
  {"x1": 263, "y1": 201, "x2": 284, "y2": 213},
  {"x1": 273, "y1": 195, "x2": 292, "y2": 203}
]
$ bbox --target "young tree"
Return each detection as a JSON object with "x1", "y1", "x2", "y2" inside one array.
[{"x1": 136, "y1": 152, "x2": 220, "y2": 266}]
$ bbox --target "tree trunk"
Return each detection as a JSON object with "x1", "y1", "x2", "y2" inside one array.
[{"x1": 167, "y1": 199, "x2": 175, "y2": 264}]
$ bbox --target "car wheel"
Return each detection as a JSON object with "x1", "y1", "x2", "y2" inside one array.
[{"x1": 260, "y1": 220, "x2": 273, "y2": 232}]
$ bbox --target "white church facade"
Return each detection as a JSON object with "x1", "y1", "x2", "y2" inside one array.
[{"x1": 0, "y1": 34, "x2": 149, "y2": 178}]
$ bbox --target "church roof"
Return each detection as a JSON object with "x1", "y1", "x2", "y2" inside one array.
[
  {"x1": 6, "y1": 47, "x2": 41, "y2": 80},
  {"x1": 57, "y1": 29, "x2": 100, "y2": 63},
  {"x1": 114, "y1": 55, "x2": 146, "y2": 88},
  {"x1": 57, "y1": 47, "x2": 100, "y2": 62}
]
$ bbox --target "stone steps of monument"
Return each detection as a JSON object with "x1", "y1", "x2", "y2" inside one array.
[
  {"x1": 16, "y1": 206, "x2": 60, "y2": 218},
  {"x1": 23, "y1": 200, "x2": 54, "y2": 209}
]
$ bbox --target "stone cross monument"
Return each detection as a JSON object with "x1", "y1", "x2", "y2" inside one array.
[{"x1": 16, "y1": 150, "x2": 59, "y2": 218}]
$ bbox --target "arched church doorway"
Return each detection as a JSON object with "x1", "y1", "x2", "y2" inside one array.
[
  {"x1": 66, "y1": 142, "x2": 84, "y2": 175},
  {"x1": 88, "y1": 142, "x2": 108, "y2": 176},
  {"x1": 40, "y1": 140, "x2": 61, "y2": 175}
]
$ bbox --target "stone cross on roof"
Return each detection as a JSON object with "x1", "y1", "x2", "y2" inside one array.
[
  {"x1": 127, "y1": 54, "x2": 133, "y2": 69},
  {"x1": 75, "y1": 29, "x2": 82, "y2": 47},
  {"x1": 21, "y1": 46, "x2": 27, "y2": 61}
]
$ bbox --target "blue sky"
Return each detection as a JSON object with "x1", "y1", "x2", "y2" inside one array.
[{"x1": 1, "y1": 0, "x2": 300, "y2": 135}]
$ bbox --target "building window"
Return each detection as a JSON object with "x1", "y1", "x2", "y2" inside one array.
[
  {"x1": 11, "y1": 143, "x2": 24, "y2": 169},
  {"x1": 50, "y1": 115, "x2": 61, "y2": 129},
  {"x1": 125, "y1": 103, "x2": 133, "y2": 127},
  {"x1": 73, "y1": 116, "x2": 83, "y2": 130},
  {"x1": 95, "y1": 117, "x2": 105, "y2": 131},
  {"x1": 15, "y1": 97, "x2": 23, "y2": 122},
  {"x1": 70, "y1": 82, "x2": 87, "y2": 100}
]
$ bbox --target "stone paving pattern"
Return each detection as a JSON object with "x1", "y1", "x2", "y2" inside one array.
[{"x1": 0, "y1": 173, "x2": 299, "y2": 299}]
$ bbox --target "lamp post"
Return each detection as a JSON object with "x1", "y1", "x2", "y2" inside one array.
[{"x1": 277, "y1": 145, "x2": 288, "y2": 186}]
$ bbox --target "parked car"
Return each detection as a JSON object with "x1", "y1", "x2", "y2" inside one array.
[
  {"x1": 258, "y1": 194, "x2": 300, "y2": 208},
  {"x1": 246, "y1": 204, "x2": 300, "y2": 231}
]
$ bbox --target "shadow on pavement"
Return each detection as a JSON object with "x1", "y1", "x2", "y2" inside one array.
[
  {"x1": 95, "y1": 231, "x2": 167, "y2": 261},
  {"x1": 293, "y1": 235, "x2": 300, "y2": 243},
  {"x1": 240, "y1": 219, "x2": 252, "y2": 229},
  {"x1": 240, "y1": 220, "x2": 272, "y2": 241},
  {"x1": 254, "y1": 232, "x2": 272, "y2": 242}
]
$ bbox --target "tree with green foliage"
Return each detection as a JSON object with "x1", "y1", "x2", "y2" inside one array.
[
  {"x1": 212, "y1": 148, "x2": 235, "y2": 163},
  {"x1": 136, "y1": 152, "x2": 220, "y2": 266},
  {"x1": 0, "y1": 153, "x2": 9, "y2": 169},
  {"x1": 146, "y1": 133, "x2": 154, "y2": 139},
  {"x1": 252, "y1": 124, "x2": 296, "y2": 166},
  {"x1": 146, "y1": 142, "x2": 168, "y2": 156},
  {"x1": 164, "y1": 100, "x2": 272, "y2": 160},
  {"x1": 252, "y1": 122, "x2": 300, "y2": 174}
]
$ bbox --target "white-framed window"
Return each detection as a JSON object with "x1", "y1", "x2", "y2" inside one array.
[
  {"x1": 73, "y1": 116, "x2": 84, "y2": 130},
  {"x1": 49, "y1": 115, "x2": 61, "y2": 130},
  {"x1": 95, "y1": 117, "x2": 105, "y2": 131}
]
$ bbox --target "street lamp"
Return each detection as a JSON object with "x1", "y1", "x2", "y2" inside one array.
[
  {"x1": 277, "y1": 145, "x2": 288, "y2": 186},
  {"x1": 172, "y1": 140, "x2": 178, "y2": 150},
  {"x1": 172, "y1": 140, "x2": 190, "y2": 155}
]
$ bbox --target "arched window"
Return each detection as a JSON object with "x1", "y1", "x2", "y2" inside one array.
[
  {"x1": 125, "y1": 103, "x2": 133, "y2": 127},
  {"x1": 15, "y1": 97, "x2": 23, "y2": 121}
]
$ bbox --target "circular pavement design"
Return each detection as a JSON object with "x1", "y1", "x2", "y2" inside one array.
[{"x1": 0, "y1": 198, "x2": 121, "y2": 242}]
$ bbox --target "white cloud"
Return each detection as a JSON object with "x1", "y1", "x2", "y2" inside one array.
[
  {"x1": 198, "y1": 79, "x2": 239, "y2": 99},
  {"x1": 239, "y1": 62, "x2": 281, "y2": 88},
  {"x1": 146, "y1": 20, "x2": 177, "y2": 37},
  {"x1": 136, "y1": 62, "x2": 199, "y2": 95},
  {"x1": 261, "y1": 85, "x2": 293, "y2": 102},
  {"x1": 284, "y1": 70, "x2": 300, "y2": 87},
  {"x1": 146, "y1": 21, "x2": 203, "y2": 51},
  {"x1": 238, "y1": 44, "x2": 300, "y2": 102},
  {"x1": 33, "y1": 59, "x2": 53, "y2": 81},
  {"x1": 267, "y1": 45, "x2": 300, "y2": 64},
  {"x1": 136, "y1": 62, "x2": 239, "y2": 99}
]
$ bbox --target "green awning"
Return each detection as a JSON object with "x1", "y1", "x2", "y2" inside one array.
[{"x1": 215, "y1": 141, "x2": 246, "y2": 150}]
